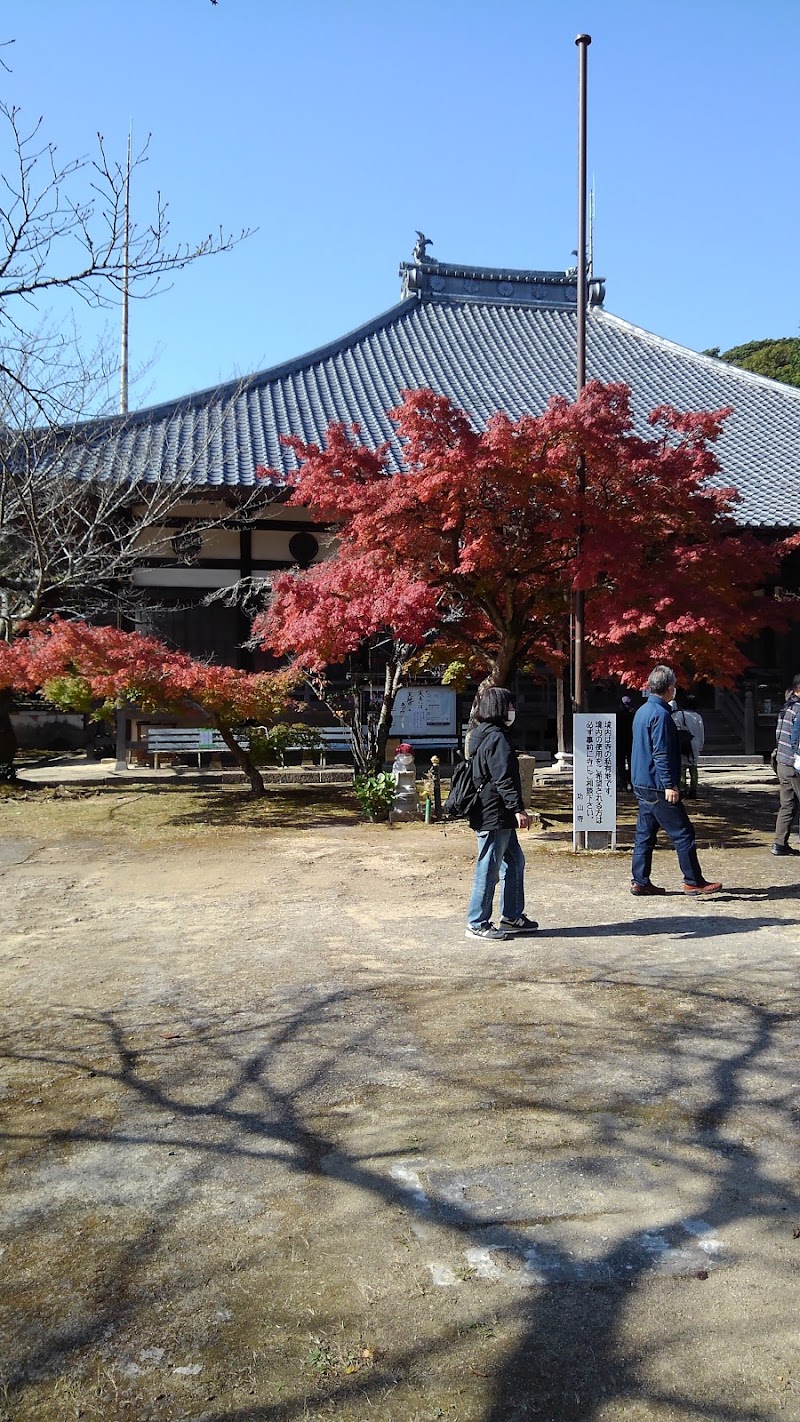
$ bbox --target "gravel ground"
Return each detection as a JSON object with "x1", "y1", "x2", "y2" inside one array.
[{"x1": 1, "y1": 771, "x2": 798, "y2": 1422}]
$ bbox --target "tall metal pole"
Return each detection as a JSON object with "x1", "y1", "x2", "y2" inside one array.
[{"x1": 573, "y1": 33, "x2": 591, "y2": 714}]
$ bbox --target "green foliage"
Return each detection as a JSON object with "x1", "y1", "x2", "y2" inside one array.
[
  {"x1": 352, "y1": 771, "x2": 396, "y2": 821},
  {"x1": 715, "y1": 337, "x2": 800, "y2": 388},
  {"x1": 248, "y1": 722, "x2": 324, "y2": 766},
  {"x1": 410, "y1": 646, "x2": 474, "y2": 691},
  {"x1": 440, "y1": 659, "x2": 472, "y2": 690},
  {"x1": 40, "y1": 676, "x2": 116, "y2": 722},
  {"x1": 41, "y1": 675, "x2": 95, "y2": 714}
]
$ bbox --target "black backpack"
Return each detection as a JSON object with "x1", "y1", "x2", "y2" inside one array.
[{"x1": 444, "y1": 757, "x2": 483, "y2": 820}]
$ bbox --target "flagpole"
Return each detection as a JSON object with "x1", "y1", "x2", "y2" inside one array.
[{"x1": 573, "y1": 34, "x2": 590, "y2": 717}]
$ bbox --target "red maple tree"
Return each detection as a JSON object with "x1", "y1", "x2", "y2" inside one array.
[
  {"x1": 0, "y1": 620, "x2": 295, "y2": 794},
  {"x1": 254, "y1": 549, "x2": 439, "y2": 773},
  {"x1": 254, "y1": 383, "x2": 796, "y2": 751}
]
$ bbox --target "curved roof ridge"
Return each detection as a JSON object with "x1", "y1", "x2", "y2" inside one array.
[
  {"x1": 82, "y1": 296, "x2": 421, "y2": 433},
  {"x1": 595, "y1": 308, "x2": 800, "y2": 402},
  {"x1": 50, "y1": 291, "x2": 800, "y2": 526}
]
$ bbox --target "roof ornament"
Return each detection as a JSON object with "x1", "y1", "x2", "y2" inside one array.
[{"x1": 412, "y1": 230, "x2": 434, "y2": 265}]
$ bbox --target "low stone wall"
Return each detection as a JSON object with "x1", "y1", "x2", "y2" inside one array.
[{"x1": 11, "y1": 710, "x2": 85, "y2": 751}]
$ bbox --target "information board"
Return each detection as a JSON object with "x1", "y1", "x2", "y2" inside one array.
[
  {"x1": 572, "y1": 714, "x2": 617, "y2": 846},
  {"x1": 389, "y1": 687, "x2": 457, "y2": 737}
]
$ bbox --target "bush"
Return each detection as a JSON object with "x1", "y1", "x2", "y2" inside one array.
[
  {"x1": 353, "y1": 771, "x2": 396, "y2": 821},
  {"x1": 249, "y1": 724, "x2": 324, "y2": 766}
]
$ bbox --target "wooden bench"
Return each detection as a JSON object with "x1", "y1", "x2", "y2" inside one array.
[
  {"x1": 286, "y1": 727, "x2": 460, "y2": 765},
  {"x1": 400, "y1": 735, "x2": 460, "y2": 758},
  {"x1": 144, "y1": 727, "x2": 249, "y2": 769},
  {"x1": 284, "y1": 727, "x2": 354, "y2": 766},
  {"x1": 459, "y1": 724, "x2": 552, "y2": 764}
]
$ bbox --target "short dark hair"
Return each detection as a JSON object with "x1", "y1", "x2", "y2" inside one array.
[
  {"x1": 792, "y1": 672, "x2": 800, "y2": 691},
  {"x1": 685, "y1": 694, "x2": 697, "y2": 709},
  {"x1": 474, "y1": 686, "x2": 513, "y2": 722}
]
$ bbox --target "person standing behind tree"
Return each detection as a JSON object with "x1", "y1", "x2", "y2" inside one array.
[
  {"x1": 771, "y1": 672, "x2": 800, "y2": 857},
  {"x1": 672, "y1": 694, "x2": 705, "y2": 799},
  {"x1": 630, "y1": 665, "x2": 722, "y2": 897}
]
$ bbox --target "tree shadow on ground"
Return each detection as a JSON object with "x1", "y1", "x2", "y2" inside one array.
[
  {"x1": 0, "y1": 971, "x2": 798, "y2": 1421},
  {"x1": 163, "y1": 784, "x2": 363, "y2": 830}
]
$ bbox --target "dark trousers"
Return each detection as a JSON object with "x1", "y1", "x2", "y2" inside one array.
[
  {"x1": 632, "y1": 787, "x2": 704, "y2": 887},
  {"x1": 774, "y1": 762, "x2": 800, "y2": 845}
]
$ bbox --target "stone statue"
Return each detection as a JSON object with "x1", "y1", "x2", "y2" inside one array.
[{"x1": 413, "y1": 231, "x2": 434, "y2": 264}]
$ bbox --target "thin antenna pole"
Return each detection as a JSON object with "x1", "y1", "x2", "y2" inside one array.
[
  {"x1": 589, "y1": 177, "x2": 595, "y2": 280},
  {"x1": 119, "y1": 126, "x2": 131, "y2": 415},
  {"x1": 573, "y1": 33, "x2": 591, "y2": 719}
]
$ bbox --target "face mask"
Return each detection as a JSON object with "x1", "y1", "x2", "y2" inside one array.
[{"x1": 505, "y1": 708, "x2": 516, "y2": 726}]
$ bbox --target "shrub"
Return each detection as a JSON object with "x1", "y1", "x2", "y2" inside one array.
[
  {"x1": 353, "y1": 771, "x2": 396, "y2": 821},
  {"x1": 249, "y1": 723, "x2": 324, "y2": 766}
]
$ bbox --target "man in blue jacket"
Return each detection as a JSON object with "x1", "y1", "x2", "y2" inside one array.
[{"x1": 630, "y1": 665, "x2": 722, "y2": 896}]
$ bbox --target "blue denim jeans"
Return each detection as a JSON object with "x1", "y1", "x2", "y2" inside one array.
[
  {"x1": 467, "y1": 829, "x2": 525, "y2": 929},
  {"x1": 631, "y1": 787, "x2": 704, "y2": 887}
]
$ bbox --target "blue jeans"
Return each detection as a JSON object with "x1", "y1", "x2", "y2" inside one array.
[
  {"x1": 467, "y1": 829, "x2": 525, "y2": 928},
  {"x1": 631, "y1": 787, "x2": 704, "y2": 887}
]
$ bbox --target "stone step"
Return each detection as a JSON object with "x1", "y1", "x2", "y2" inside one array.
[{"x1": 697, "y1": 755, "x2": 764, "y2": 768}]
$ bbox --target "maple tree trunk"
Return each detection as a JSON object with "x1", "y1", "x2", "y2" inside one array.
[
  {"x1": 0, "y1": 691, "x2": 17, "y2": 783},
  {"x1": 346, "y1": 654, "x2": 408, "y2": 776},
  {"x1": 476, "y1": 635, "x2": 518, "y2": 698},
  {"x1": 213, "y1": 718, "x2": 266, "y2": 798},
  {"x1": 370, "y1": 657, "x2": 405, "y2": 773}
]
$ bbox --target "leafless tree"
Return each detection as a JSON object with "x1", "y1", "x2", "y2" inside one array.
[
  {"x1": 0, "y1": 95, "x2": 251, "y2": 422},
  {"x1": 0, "y1": 74, "x2": 259, "y2": 774}
]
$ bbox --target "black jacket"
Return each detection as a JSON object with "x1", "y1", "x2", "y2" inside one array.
[{"x1": 468, "y1": 720, "x2": 524, "y2": 831}]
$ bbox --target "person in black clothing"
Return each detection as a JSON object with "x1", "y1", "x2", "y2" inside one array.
[
  {"x1": 616, "y1": 694, "x2": 634, "y2": 791},
  {"x1": 465, "y1": 686, "x2": 538, "y2": 941}
]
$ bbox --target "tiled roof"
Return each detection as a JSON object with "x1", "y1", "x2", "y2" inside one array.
[{"x1": 64, "y1": 287, "x2": 800, "y2": 528}]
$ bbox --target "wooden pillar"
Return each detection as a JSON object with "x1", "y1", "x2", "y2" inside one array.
[
  {"x1": 237, "y1": 525, "x2": 253, "y2": 671},
  {"x1": 114, "y1": 707, "x2": 128, "y2": 773}
]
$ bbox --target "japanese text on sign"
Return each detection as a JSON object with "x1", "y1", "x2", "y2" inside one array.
[
  {"x1": 573, "y1": 714, "x2": 617, "y2": 839},
  {"x1": 389, "y1": 687, "x2": 456, "y2": 736}
]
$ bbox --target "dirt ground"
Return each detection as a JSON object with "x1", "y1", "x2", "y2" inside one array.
[{"x1": 1, "y1": 771, "x2": 799, "y2": 1422}]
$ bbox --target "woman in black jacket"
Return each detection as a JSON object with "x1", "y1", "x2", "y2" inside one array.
[{"x1": 465, "y1": 687, "x2": 538, "y2": 940}]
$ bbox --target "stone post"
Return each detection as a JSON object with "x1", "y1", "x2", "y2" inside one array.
[{"x1": 744, "y1": 689, "x2": 756, "y2": 755}]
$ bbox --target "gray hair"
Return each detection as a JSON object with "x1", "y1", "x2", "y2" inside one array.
[{"x1": 647, "y1": 664, "x2": 677, "y2": 696}]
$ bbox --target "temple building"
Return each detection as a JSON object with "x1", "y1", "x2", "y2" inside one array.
[{"x1": 61, "y1": 241, "x2": 800, "y2": 752}]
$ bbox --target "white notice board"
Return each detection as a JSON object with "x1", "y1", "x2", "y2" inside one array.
[
  {"x1": 573, "y1": 714, "x2": 617, "y2": 846},
  {"x1": 389, "y1": 687, "x2": 457, "y2": 737}
]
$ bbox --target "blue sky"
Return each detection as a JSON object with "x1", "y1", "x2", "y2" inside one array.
[{"x1": 4, "y1": 0, "x2": 799, "y2": 411}]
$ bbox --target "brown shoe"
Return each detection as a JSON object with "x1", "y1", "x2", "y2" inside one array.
[
  {"x1": 683, "y1": 881, "x2": 723, "y2": 895},
  {"x1": 630, "y1": 882, "x2": 667, "y2": 896}
]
